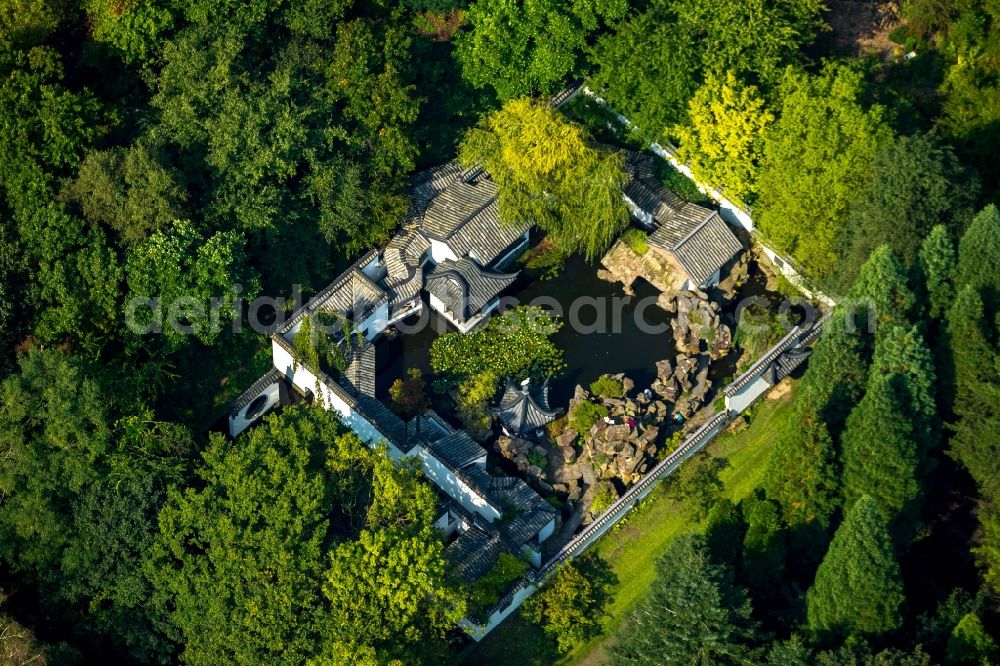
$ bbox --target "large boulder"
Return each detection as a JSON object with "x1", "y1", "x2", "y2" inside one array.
[
  {"x1": 710, "y1": 323, "x2": 733, "y2": 360},
  {"x1": 602, "y1": 423, "x2": 632, "y2": 443},
  {"x1": 556, "y1": 427, "x2": 578, "y2": 448}
]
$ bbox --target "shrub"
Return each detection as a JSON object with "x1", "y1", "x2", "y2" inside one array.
[
  {"x1": 590, "y1": 482, "x2": 618, "y2": 516},
  {"x1": 569, "y1": 401, "x2": 608, "y2": 434},
  {"x1": 468, "y1": 552, "x2": 529, "y2": 613},
  {"x1": 520, "y1": 236, "x2": 569, "y2": 279},
  {"x1": 590, "y1": 375, "x2": 624, "y2": 398},
  {"x1": 522, "y1": 560, "x2": 611, "y2": 653},
  {"x1": 527, "y1": 449, "x2": 548, "y2": 469},
  {"x1": 455, "y1": 371, "x2": 497, "y2": 440},
  {"x1": 657, "y1": 159, "x2": 708, "y2": 204},
  {"x1": 546, "y1": 415, "x2": 568, "y2": 438},
  {"x1": 621, "y1": 228, "x2": 649, "y2": 255},
  {"x1": 388, "y1": 367, "x2": 429, "y2": 417},
  {"x1": 734, "y1": 303, "x2": 786, "y2": 361}
]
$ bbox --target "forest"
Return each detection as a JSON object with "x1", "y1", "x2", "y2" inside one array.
[{"x1": 0, "y1": 0, "x2": 999, "y2": 663}]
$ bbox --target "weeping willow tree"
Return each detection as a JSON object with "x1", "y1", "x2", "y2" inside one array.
[{"x1": 459, "y1": 97, "x2": 629, "y2": 261}]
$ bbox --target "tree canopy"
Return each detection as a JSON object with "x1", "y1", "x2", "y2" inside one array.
[
  {"x1": 672, "y1": 72, "x2": 774, "y2": 206},
  {"x1": 150, "y1": 405, "x2": 461, "y2": 664},
  {"x1": 456, "y1": 0, "x2": 627, "y2": 101},
  {"x1": 611, "y1": 534, "x2": 756, "y2": 665},
  {"x1": 806, "y1": 496, "x2": 905, "y2": 638},
  {"x1": 756, "y1": 64, "x2": 893, "y2": 281},
  {"x1": 459, "y1": 97, "x2": 629, "y2": 260}
]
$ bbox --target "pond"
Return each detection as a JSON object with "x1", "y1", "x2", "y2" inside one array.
[
  {"x1": 374, "y1": 252, "x2": 802, "y2": 413},
  {"x1": 375, "y1": 255, "x2": 677, "y2": 410},
  {"x1": 502, "y1": 255, "x2": 676, "y2": 407}
]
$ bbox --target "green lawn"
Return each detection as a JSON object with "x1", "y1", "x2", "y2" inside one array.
[{"x1": 461, "y1": 380, "x2": 798, "y2": 666}]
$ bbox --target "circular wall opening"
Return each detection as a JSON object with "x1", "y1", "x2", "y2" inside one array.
[{"x1": 244, "y1": 394, "x2": 269, "y2": 420}]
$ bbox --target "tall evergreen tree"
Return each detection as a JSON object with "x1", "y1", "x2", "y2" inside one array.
[
  {"x1": 849, "y1": 245, "x2": 916, "y2": 333},
  {"x1": 739, "y1": 493, "x2": 788, "y2": 607},
  {"x1": 956, "y1": 204, "x2": 1000, "y2": 313},
  {"x1": 870, "y1": 324, "x2": 939, "y2": 449},
  {"x1": 841, "y1": 374, "x2": 921, "y2": 534},
  {"x1": 946, "y1": 287, "x2": 1000, "y2": 499},
  {"x1": 610, "y1": 534, "x2": 756, "y2": 665},
  {"x1": 705, "y1": 499, "x2": 746, "y2": 565},
  {"x1": 917, "y1": 225, "x2": 956, "y2": 321},
  {"x1": 947, "y1": 286, "x2": 1000, "y2": 591},
  {"x1": 806, "y1": 496, "x2": 905, "y2": 638},
  {"x1": 838, "y1": 133, "x2": 976, "y2": 290},
  {"x1": 763, "y1": 403, "x2": 839, "y2": 528},
  {"x1": 796, "y1": 306, "x2": 870, "y2": 437}
]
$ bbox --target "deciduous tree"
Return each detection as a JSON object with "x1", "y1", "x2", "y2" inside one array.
[
  {"x1": 672, "y1": 72, "x2": 774, "y2": 205},
  {"x1": 756, "y1": 64, "x2": 893, "y2": 280},
  {"x1": 957, "y1": 204, "x2": 1000, "y2": 313},
  {"x1": 83, "y1": 0, "x2": 176, "y2": 63},
  {"x1": 460, "y1": 98, "x2": 629, "y2": 260},
  {"x1": 62, "y1": 143, "x2": 189, "y2": 245},
  {"x1": 456, "y1": 0, "x2": 626, "y2": 100},
  {"x1": 522, "y1": 559, "x2": 611, "y2": 653},
  {"x1": 125, "y1": 219, "x2": 258, "y2": 350}
]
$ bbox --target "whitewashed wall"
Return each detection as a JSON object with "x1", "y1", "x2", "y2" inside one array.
[
  {"x1": 228, "y1": 380, "x2": 283, "y2": 437},
  {"x1": 725, "y1": 374, "x2": 771, "y2": 414},
  {"x1": 270, "y1": 338, "x2": 403, "y2": 458},
  {"x1": 414, "y1": 447, "x2": 499, "y2": 521},
  {"x1": 429, "y1": 239, "x2": 459, "y2": 264}
]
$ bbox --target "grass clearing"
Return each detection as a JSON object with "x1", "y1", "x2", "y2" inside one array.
[{"x1": 461, "y1": 379, "x2": 798, "y2": 665}]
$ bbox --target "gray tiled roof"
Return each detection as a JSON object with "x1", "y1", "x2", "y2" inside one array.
[
  {"x1": 353, "y1": 392, "x2": 410, "y2": 450},
  {"x1": 622, "y1": 150, "x2": 687, "y2": 219},
  {"x1": 314, "y1": 269, "x2": 388, "y2": 322},
  {"x1": 444, "y1": 524, "x2": 502, "y2": 582},
  {"x1": 341, "y1": 342, "x2": 376, "y2": 398},
  {"x1": 461, "y1": 467, "x2": 557, "y2": 549},
  {"x1": 407, "y1": 162, "x2": 464, "y2": 224},
  {"x1": 421, "y1": 177, "x2": 499, "y2": 239},
  {"x1": 229, "y1": 368, "x2": 284, "y2": 417},
  {"x1": 622, "y1": 150, "x2": 742, "y2": 287},
  {"x1": 380, "y1": 229, "x2": 427, "y2": 310},
  {"x1": 764, "y1": 346, "x2": 813, "y2": 385},
  {"x1": 425, "y1": 258, "x2": 518, "y2": 323},
  {"x1": 427, "y1": 430, "x2": 487, "y2": 469},
  {"x1": 276, "y1": 251, "x2": 388, "y2": 338},
  {"x1": 668, "y1": 214, "x2": 744, "y2": 286},
  {"x1": 495, "y1": 380, "x2": 558, "y2": 435},
  {"x1": 447, "y1": 207, "x2": 528, "y2": 267},
  {"x1": 410, "y1": 165, "x2": 529, "y2": 266},
  {"x1": 489, "y1": 475, "x2": 558, "y2": 548}
]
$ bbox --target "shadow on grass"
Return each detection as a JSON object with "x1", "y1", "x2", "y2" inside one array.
[{"x1": 458, "y1": 552, "x2": 619, "y2": 666}]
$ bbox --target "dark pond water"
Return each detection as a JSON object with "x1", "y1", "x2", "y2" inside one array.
[
  {"x1": 374, "y1": 253, "x2": 803, "y2": 412},
  {"x1": 376, "y1": 256, "x2": 677, "y2": 410},
  {"x1": 502, "y1": 256, "x2": 676, "y2": 407}
]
